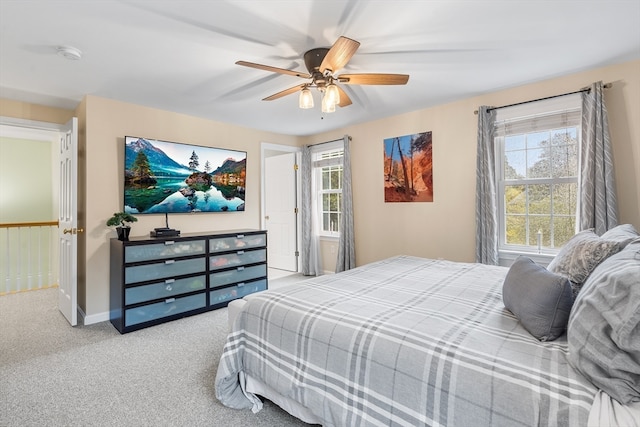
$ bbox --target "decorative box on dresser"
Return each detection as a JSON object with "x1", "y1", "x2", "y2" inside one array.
[{"x1": 110, "y1": 229, "x2": 267, "y2": 334}]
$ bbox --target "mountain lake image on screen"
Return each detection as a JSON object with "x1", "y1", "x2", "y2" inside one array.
[{"x1": 123, "y1": 136, "x2": 247, "y2": 214}]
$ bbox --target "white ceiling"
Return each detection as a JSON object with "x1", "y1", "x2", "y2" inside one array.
[{"x1": 1, "y1": 0, "x2": 639, "y2": 136}]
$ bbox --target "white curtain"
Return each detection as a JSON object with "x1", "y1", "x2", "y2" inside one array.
[
  {"x1": 336, "y1": 135, "x2": 355, "y2": 272},
  {"x1": 580, "y1": 81, "x2": 618, "y2": 234},
  {"x1": 300, "y1": 145, "x2": 322, "y2": 275},
  {"x1": 475, "y1": 106, "x2": 499, "y2": 265}
]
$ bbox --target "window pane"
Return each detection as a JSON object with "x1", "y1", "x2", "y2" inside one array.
[
  {"x1": 550, "y1": 143, "x2": 578, "y2": 177},
  {"x1": 322, "y1": 212, "x2": 330, "y2": 231},
  {"x1": 527, "y1": 131, "x2": 549, "y2": 149},
  {"x1": 529, "y1": 216, "x2": 551, "y2": 247},
  {"x1": 506, "y1": 215, "x2": 526, "y2": 245},
  {"x1": 505, "y1": 185, "x2": 526, "y2": 214},
  {"x1": 553, "y1": 183, "x2": 577, "y2": 215},
  {"x1": 329, "y1": 193, "x2": 338, "y2": 211},
  {"x1": 551, "y1": 127, "x2": 577, "y2": 145},
  {"x1": 553, "y1": 216, "x2": 576, "y2": 247},
  {"x1": 322, "y1": 169, "x2": 329, "y2": 189},
  {"x1": 329, "y1": 213, "x2": 339, "y2": 232},
  {"x1": 527, "y1": 147, "x2": 549, "y2": 178},
  {"x1": 322, "y1": 193, "x2": 329, "y2": 211},
  {"x1": 505, "y1": 134, "x2": 525, "y2": 151},
  {"x1": 528, "y1": 184, "x2": 551, "y2": 215},
  {"x1": 505, "y1": 150, "x2": 526, "y2": 179},
  {"x1": 330, "y1": 168, "x2": 341, "y2": 189}
]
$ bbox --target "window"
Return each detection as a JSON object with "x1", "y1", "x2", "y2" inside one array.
[
  {"x1": 495, "y1": 95, "x2": 581, "y2": 254},
  {"x1": 314, "y1": 146, "x2": 344, "y2": 237}
]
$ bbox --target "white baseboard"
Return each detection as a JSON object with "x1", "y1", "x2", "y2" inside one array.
[{"x1": 79, "y1": 306, "x2": 110, "y2": 326}]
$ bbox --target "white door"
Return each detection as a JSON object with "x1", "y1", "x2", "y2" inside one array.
[
  {"x1": 265, "y1": 152, "x2": 298, "y2": 271},
  {"x1": 58, "y1": 117, "x2": 79, "y2": 326}
]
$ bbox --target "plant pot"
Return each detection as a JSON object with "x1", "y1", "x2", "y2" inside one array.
[{"x1": 116, "y1": 226, "x2": 131, "y2": 241}]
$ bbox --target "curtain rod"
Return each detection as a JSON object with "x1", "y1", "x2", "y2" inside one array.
[
  {"x1": 473, "y1": 82, "x2": 612, "y2": 115},
  {"x1": 307, "y1": 135, "x2": 351, "y2": 147}
]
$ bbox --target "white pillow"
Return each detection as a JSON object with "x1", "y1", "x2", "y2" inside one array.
[{"x1": 601, "y1": 224, "x2": 640, "y2": 247}]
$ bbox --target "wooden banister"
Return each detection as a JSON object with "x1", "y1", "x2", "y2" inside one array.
[{"x1": 0, "y1": 221, "x2": 59, "y2": 229}]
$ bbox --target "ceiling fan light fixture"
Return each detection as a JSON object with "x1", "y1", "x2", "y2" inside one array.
[
  {"x1": 237, "y1": 36, "x2": 409, "y2": 113},
  {"x1": 321, "y1": 94, "x2": 336, "y2": 113},
  {"x1": 299, "y1": 86, "x2": 314, "y2": 109},
  {"x1": 325, "y1": 82, "x2": 340, "y2": 105}
]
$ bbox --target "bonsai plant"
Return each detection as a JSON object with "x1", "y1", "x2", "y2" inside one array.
[{"x1": 106, "y1": 211, "x2": 138, "y2": 241}]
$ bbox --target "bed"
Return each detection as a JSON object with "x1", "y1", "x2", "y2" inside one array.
[{"x1": 215, "y1": 227, "x2": 640, "y2": 427}]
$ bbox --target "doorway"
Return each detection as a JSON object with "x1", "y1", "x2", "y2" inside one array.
[
  {"x1": 0, "y1": 120, "x2": 61, "y2": 295},
  {"x1": 0, "y1": 116, "x2": 78, "y2": 326},
  {"x1": 261, "y1": 143, "x2": 301, "y2": 276}
]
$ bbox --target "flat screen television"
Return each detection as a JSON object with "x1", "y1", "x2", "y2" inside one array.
[{"x1": 124, "y1": 136, "x2": 247, "y2": 214}]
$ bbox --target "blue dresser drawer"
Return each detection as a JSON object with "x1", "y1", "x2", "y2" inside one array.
[
  {"x1": 209, "y1": 249, "x2": 266, "y2": 271},
  {"x1": 209, "y1": 279, "x2": 267, "y2": 305},
  {"x1": 125, "y1": 293, "x2": 206, "y2": 327},
  {"x1": 209, "y1": 264, "x2": 267, "y2": 289},
  {"x1": 125, "y1": 240, "x2": 206, "y2": 263},
  {"x1": 125, "y1": 275, "x2": 206, "y2": 305},
  {"x1": 125, "y1": 257, "x2": 205, "y2": 284},
  {"x1": 209, "y1": 233, "x2": 266, "y2": 253}
]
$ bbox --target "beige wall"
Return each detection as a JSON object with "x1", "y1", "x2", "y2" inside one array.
[
  {"x1": 304, "y1": 59, "x2": 640, "y2": 267},
  {"x1": 2, "y1": 59, "x2": 638, "y2": 320},
  {"x1": 0, "y1": 98, "x2": 74, "y2": 124},
  {"x1": 81, "y1": 96, "x2": 299, "y2": 318}
]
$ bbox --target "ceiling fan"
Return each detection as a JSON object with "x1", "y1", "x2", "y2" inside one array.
[{"x1": 236, "y1": 36, "x2": 409, "y2": 112}]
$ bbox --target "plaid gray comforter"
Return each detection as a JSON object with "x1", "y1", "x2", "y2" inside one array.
[{"x1": 215, "y1": 256, "x2": 596, "y2": 426}]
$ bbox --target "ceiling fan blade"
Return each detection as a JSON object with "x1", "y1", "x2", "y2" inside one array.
[
  {"x1": 337, "y1": 86, "x2": 352, "y2": 107},
  {"x1": 338, "y1": 73, "x2": 409, "y2": 85},
  {"x1": 236, "y1": 61, "x2": 311, "y2": 79},
  {"x1": 319, "y1": 36, "x2": 360, "y2": 73},
  {"x1": 263, "y1": 84, "x2": 306, "y2": 101}
]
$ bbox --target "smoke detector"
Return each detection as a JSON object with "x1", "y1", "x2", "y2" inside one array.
[{"x1": 57, "y1": 46, "x2": 82, "y2": 60}]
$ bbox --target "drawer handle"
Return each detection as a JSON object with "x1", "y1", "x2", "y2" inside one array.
[
  {"x1": 237, "y1": 266, "x2": 245, "y2": 271},
  {"x1": 165, "y1": 241, "x2": 175, "y2": 246},
  {"x1": 237, "y1": 250, "x2": 245, "y2": 255},
  {"x1": 165, "y1": 279, "x2": 175, "y2": 284},
  {"x1": 165, "y1": 298, "x2": 175, "y2": 304},
  {"x1": 165, "y1": 260, "x2": 175, "y2": 265},
  {"x1": 237, "y1": 282, "x2": 245, "y2": 287},
  {"x1": 237, "y1": 234, "x2": 245, "y2": 239}
]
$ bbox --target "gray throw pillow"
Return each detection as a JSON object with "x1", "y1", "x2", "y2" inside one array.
[
  {"x1": 503, "y1": 256, "x2": 573, "y2": 341},
  {"x1": 547, "y1": 229, "x2": 621, "y2": 297},
  {"x1": 567, "y1": 241, "x2": 640, "y2": 404},
  {"x1": 601, "y1": 223, "x2": 640, "y2": 247}
]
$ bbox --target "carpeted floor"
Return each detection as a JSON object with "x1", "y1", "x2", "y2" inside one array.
[{"x1": 0, "y1": 281, "x2": 312, "y2": 427}]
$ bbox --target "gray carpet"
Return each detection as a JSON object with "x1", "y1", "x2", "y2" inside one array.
[{"x1": 0, "y1": 284, "x2": 312, "y2": 426}]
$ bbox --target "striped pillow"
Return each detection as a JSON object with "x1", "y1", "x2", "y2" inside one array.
[{"x1": 567, "y1": 242, "x2": 640, "y2": 404}]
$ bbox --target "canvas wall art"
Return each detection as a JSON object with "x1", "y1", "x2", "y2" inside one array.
[{"x1": 383, "y1": 131, "x2": 433, "y2": 202}]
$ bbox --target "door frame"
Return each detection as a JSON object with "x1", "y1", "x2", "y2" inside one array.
[
  {"x1": 260, "y1": 142, "x2": 301, "y2": 271},
  {"x1": 0, "y1": 115, "x2": 76, "y2": 323}
]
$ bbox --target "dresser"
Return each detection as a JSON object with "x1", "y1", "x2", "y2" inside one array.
[{"x1": 110, "y1": 229, "x2": 267, "y2": 333}]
